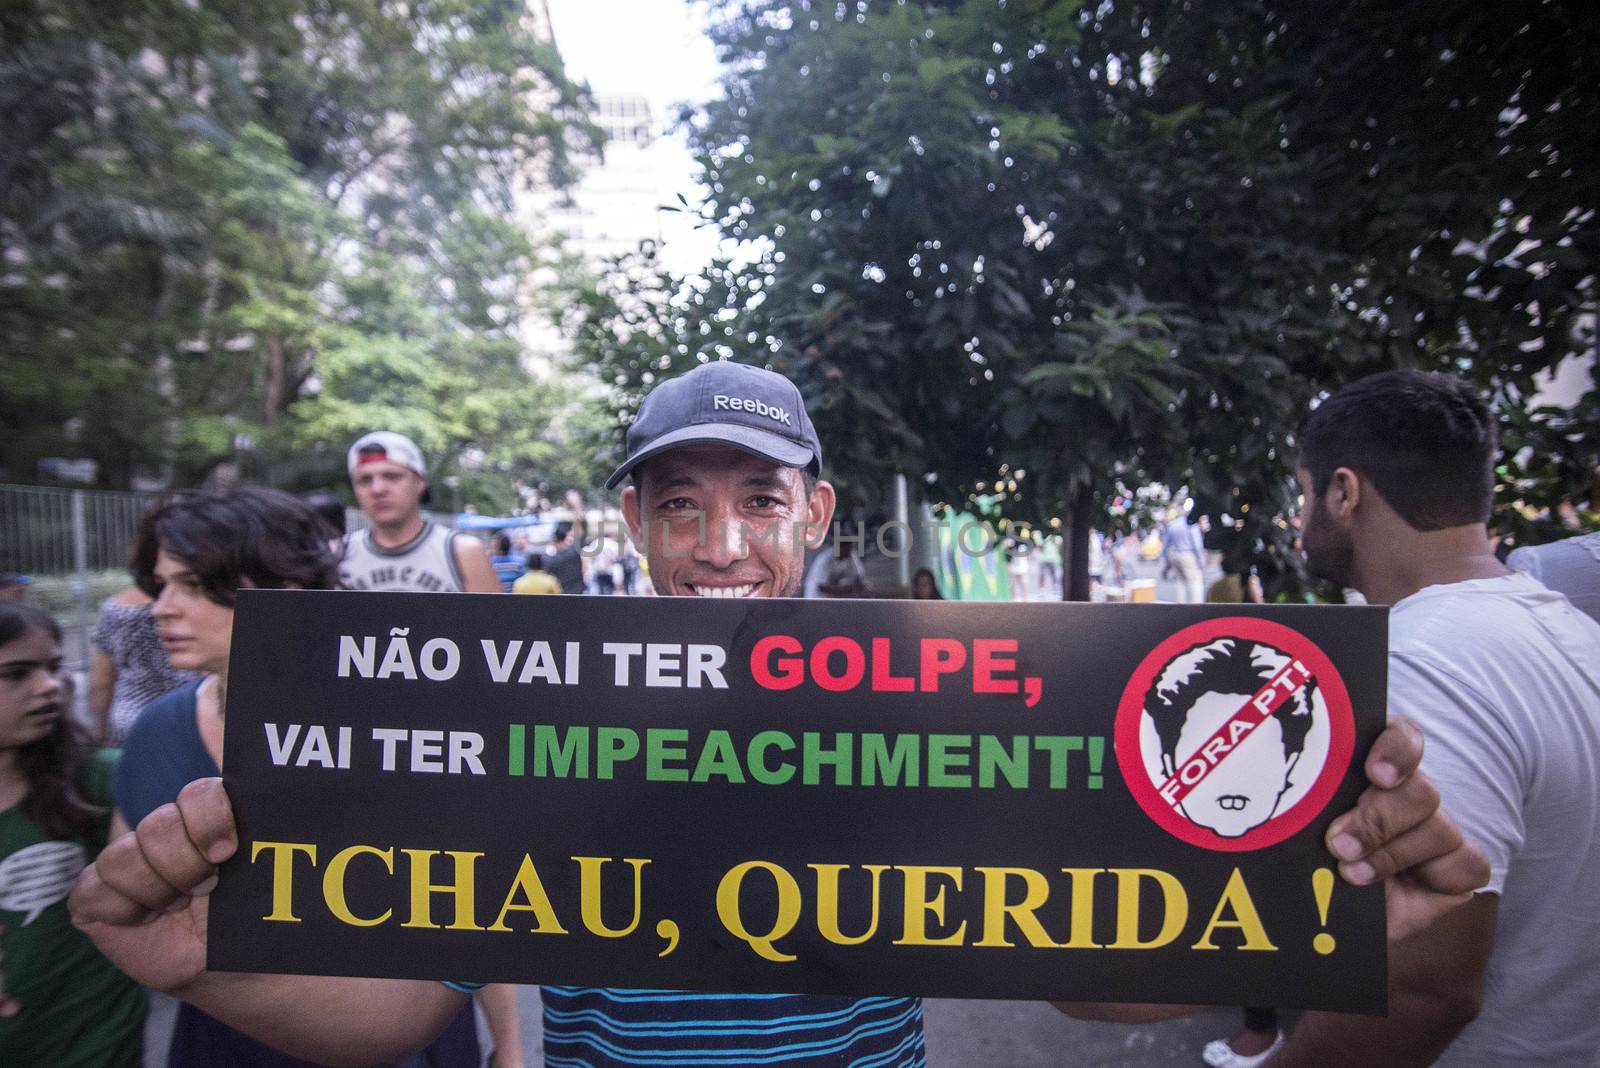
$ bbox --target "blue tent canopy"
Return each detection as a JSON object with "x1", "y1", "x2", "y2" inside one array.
[{"x1": 449, "y1": 514, "x2": 561, "y2": 543}]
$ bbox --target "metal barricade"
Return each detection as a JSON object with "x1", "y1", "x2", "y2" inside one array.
[{"x1": 0, "y1": 483, "x2": 166, "y2": 674}]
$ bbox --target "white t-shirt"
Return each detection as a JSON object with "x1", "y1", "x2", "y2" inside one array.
[
  {"x1": 340, "y1": 523, "x2": 465, "y2": 593},
  {"x1": 1389, "y1": 572, "x2": 1600, "y2": 1066}
]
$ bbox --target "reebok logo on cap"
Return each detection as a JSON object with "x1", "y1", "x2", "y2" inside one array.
[
  {"x1": 713, "y1": 394, "x2": 793, "y2": 426},
  {"x1": 603, "y1": 361, "x2": 823, "y2": 490}
]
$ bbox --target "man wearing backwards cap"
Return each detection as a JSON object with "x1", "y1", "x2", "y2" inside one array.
[
  {"x1": 71, "y1": 362, "x2": 1486, "y2": 1066},
  {"x1": 340, "y1": 431, "x2": 520, "y2": 1065},
  {"x1": 340, "y1": 431, "x2": 499, "y2": 594}
]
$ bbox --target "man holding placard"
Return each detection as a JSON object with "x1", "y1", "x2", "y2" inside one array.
[{"x1": 69, "y1": 363, "x2": 1487, "y2": 1066}]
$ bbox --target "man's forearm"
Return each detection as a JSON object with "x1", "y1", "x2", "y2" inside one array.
[
  {"x1": 477, "y1": 983, "x2": 526, "y2": 1068},
  {"x1": 1274, "y1": 892, "x2": 1494, "y2": 1067},
  {"x1": 180, "y1": 972, "x2": 466, "y2": 1067}
]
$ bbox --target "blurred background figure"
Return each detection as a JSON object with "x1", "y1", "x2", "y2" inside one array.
[
  {"x1": 512, "y1": 553, "x2": 561, "y2": 595},
  {"x1": 1508, "y1": 530, "x2": 1599, "y2": 622},
  {"x1": 590, "y1": 535, "x2": 619, "y2": 594},
  {"x1": 544, "y1": 489, "x2": 588, "y2": 591},
  {"x1": 491, "y1": 532, "x2": 526, "y2": 593},
  {"x1": 911, "y1": 567, "x2": 943, "y2": 600},
  {"x1": 0, "y1": 576, "x2": 30, "y2": 604},
  {"x1": 1162, "y1": 507, "x2": 1208, "y2": 603},
  {"x1": 297, "y1": 490, "x2": 348, "y2": 555},
  {"x1": 620, "y1": 540, "x2": 640, "y2": 595},
  {"x1": 1207, "y1": 566, "x2": 1265, "y2": 605},
  {"x1": 342, "y1": 431, "x2": 500, "y2": 594},
  {"x1": 87, "y1": 583, "x2": 200, "y2": 746},
  {"x1": 818, "y1": 539, "x2": 868, "y2": 598}
]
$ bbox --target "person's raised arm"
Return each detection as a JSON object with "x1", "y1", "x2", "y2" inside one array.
[
  {"x1": 565, "y1": 489, "x2": 586, "y2": 545},
  {"x1": 70, "y1": 777, "x2": 465, "y2": 1066}
]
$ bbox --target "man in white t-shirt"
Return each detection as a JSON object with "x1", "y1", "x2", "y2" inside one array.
[{"x1": 1275, "y1": 370, "x2": 1600, "y2": 1067}]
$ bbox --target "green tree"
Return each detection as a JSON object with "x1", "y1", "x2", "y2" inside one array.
[
  {"x1": 1, "y1": 0, "x2": 602, "y2": 498},
  {"x1": 661, "y1": 0, "x2": 1597, "y2": 598}
]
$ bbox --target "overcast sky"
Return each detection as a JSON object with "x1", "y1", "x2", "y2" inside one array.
[
  {"x1": 546, "y1": 0, "x2": 721, "y2": 109},
  {"x1": 544, "y1": 0, "x2": 726, "y2": 272}
]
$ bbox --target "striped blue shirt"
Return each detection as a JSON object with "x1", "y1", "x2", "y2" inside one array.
[{"x1": 540, "y1": 987, "x2": 927, "y2": 1067}]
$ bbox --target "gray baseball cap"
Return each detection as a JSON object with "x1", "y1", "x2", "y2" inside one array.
[{"x1": 605, "y1": 362, "x2": 823, "y2": 489}]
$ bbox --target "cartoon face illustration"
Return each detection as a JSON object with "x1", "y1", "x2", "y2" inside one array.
[{"x1": 1142, "y1": 638, "x2": 1322, "y2": 839}]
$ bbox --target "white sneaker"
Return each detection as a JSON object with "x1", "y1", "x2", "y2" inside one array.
[{"x1": 1201, "y1": 1030, "x2": 1285, "y2": 1068}]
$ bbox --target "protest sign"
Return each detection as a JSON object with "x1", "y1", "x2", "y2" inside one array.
[{"x1": 209, "y1": 590, "x2": 1388, "y2": 1012}]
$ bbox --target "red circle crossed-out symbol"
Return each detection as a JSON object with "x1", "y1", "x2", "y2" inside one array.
[{"x1": 1114, "y1": 616, "x2": 1356, "y2": 852}]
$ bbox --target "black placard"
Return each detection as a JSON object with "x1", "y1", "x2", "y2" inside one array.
[{"x1": 210, "y1": 590, "x2": 1388, "y2": 1013}]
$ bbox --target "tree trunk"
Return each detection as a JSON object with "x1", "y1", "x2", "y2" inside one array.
[
  {"x1": 1064, "y1": 483, "x2": 1093, "y2": 602},
  {"x1": 263, "y1": 335, "x2": 286, "y2": 425}
]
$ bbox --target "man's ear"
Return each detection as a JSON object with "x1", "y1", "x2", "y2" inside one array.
[
  {"x1": 807, "y1": 479, "x2": 837, "y2": 549},
  {"x1": 1326, "y1": 467, "x2": 1362, "y2": 523},
  {"x1": 620, "y1": 485, "x2": 644, "y2": 549}
]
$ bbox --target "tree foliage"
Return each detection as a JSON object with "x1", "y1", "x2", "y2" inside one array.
[
  {"x1": 0, "y1": 0, "x2": 607, "y2": 505},
  {"x1": 570, "y1": 0, "x2": 1597, "y2": 596}
]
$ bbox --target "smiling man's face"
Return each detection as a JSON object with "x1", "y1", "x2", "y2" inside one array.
[{"x1": 621, "y1": 444, "x2": 835, "y2": 599}]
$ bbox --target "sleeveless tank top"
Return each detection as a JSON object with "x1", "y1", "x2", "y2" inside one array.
[{"x1": 339, "y1": 522, "x2": 465, "y2": 592}]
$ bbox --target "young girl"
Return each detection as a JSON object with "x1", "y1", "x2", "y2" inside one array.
[{"x1": 0, "y1": 602, "x2": 144, "y2": 1066}]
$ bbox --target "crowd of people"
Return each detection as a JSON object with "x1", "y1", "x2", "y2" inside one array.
[{"x1": 0, "y1": 362, "x2": 1595, "y2": 1067}]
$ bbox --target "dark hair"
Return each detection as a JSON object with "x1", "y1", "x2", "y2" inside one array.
[
  {"x1": 553, "y1": 522, "x2": 573, "y2": 544},
  {"x1": 0, "y1": 603, "x2": 104, "y2": 842},
  {"x1": 299, "y1": 490, "x2": 348, "y2": 539},
  {"x1": 132, "y1": 486, "x2": 343, "y2": 606},
  {"x1": 1145, "y1": 639, "x2": 1317, "y2": 763},
  {"x1": 495, "y1": 533, "x2": 512, "y2": 555},
  {"x1": 1297, "y1": 370, "x2": 1497, "y2": 531},
  {"x1": 525, "y1": 553, "x2": 546, "y2": 571},
  {"x1": 912, "y1": 567, "x2": 943, "y2": 599}
]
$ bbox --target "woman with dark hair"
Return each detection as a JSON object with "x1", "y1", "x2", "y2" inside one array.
[
  {"x1": 113, "y1": 488, "x2": 484, "y2": 1068},
  {"x1": 0, "y1": 602, "x2": 145, "y2": 1065},
  {"x1": 910, "y1": 567, "x2": 943, "y2": 600}
]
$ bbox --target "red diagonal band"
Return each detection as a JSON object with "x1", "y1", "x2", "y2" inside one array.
[{"x1": 1158, "y1": 658, "x2": 1312, "y2": 809}]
